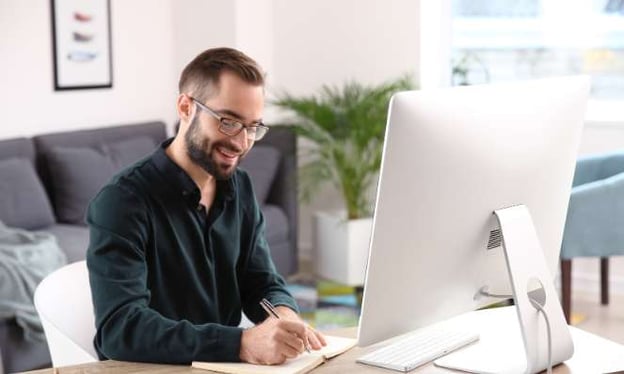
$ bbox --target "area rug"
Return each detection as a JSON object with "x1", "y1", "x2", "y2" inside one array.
[{"x1": 286, "y1": 281, "x2": 361, "y2": 331}]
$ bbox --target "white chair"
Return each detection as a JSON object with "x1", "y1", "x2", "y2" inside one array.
[{"x1": 34, "y1": 260, "x2": 98, "y2": 367}]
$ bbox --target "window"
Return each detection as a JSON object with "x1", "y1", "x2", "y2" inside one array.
[{"x1": 450, "y1": 0, "x2": 624, "y2": 100}]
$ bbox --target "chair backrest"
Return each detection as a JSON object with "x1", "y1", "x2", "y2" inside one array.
[{"x1": 34, "y1": 261, "x2": 98, "y2": 366}]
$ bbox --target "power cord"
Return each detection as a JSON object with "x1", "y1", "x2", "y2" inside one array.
[
  {"x1": 477, "y1": 288, "x2": 512, "y2": 299},
  {"x1": 478, "y1": 287, "x2": 554, "y2": 374},
  {"x1": 529, "y1": 299, "x2": 553, "y2": 374}
]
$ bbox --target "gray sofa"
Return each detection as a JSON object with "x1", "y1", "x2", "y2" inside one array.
[{"x1": 0, "y1": 122, "x2": 298, "y2": 373}]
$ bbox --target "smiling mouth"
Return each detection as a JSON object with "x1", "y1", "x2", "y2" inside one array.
[{"x1": 216, "y1": 146, "x2": 241, "y2": 160}]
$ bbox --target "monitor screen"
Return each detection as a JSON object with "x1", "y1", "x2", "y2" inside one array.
[{"x1": 357, "y1": 76, "x2": 590, "y2": 347}]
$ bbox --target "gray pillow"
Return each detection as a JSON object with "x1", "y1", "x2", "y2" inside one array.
[
  {"x1": 101, "y1": 136, "x2": 156, "y2": 170},
  {"x1": 46, "y1": 147, "x2": 115, "y2": 225},
  {"x1": 240, "y1": 146, "x2": 281, "y2": 203},
  {"x1": 46, "y1": 137, "x2": 157, "y2": 225},
  {"x1": 0, "y1": 158, "x2": 55, "y2": 229}
]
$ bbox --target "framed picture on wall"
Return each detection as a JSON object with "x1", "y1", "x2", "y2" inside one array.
[{"x1": 50, "y1": 0, "x2": 113, "y2": 90}]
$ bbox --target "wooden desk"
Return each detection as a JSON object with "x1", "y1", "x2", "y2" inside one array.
[{"x1": 21, "y1": 326, "x2": 624, "y2": 374}]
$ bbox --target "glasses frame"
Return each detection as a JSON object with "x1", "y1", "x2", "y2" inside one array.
[{"x1": 189, "y1": 96, "x2": 269, "y2": 141}]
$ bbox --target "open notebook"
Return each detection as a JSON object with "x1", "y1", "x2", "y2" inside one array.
[{"x1": 192, "y1": 335, "x2": 357, "y2": 374}]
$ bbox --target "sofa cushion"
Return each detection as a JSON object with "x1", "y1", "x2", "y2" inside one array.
[
  {"x1": 101, "y1": 136, "x2": 156, "y2": 169},
  {"x1": 45, "y1": 137, "x2": 158, "y2": 226},
  {"x1": 46, "y1": 147, "x2": 116, "y2": 225},
  {"x1": 262, "y1": 204, "x2": 289, "y2": 245},
  {"x1": 0, "y1": 158, "x2": 55, "y2": 230},
  {"x1": 240, "y1": 146, "x2": 281, "y2": 203},
  {"x1": 45, "y1": 224, "x2": 90, "y2": 263}
]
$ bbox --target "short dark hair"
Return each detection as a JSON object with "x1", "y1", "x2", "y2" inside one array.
[{"x1": 178, "y1": 47, "x2": 265, "y2": 102}]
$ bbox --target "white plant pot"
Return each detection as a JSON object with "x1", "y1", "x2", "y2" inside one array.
[{"x1": 313, "y1": 210, "x2": 373, "y2": 286}]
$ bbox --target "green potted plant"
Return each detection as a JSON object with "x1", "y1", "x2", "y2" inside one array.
[{"x1": 273, "y1": 75, "x2": 413, "y2": 285}]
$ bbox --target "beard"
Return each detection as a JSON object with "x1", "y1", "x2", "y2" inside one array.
[{"x1": 184, "y1": 115, "x2": 245, "y2": 180}]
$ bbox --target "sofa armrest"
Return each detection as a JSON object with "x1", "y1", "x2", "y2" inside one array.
[{"x1": 261, "y1": 126, "x2": 298, "y2": 274}]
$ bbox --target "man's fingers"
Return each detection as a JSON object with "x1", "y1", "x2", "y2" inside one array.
[
  {"x1": 279, "y1": 319, "x2": 307, "y2": 337},
  {"x1": 314, "y1": 328, "x2": 327, "y2": 346},
  {"x1": 306, "y1": 326, "x2": 327, "y2": 349},
  {"x1": 276, "y1": 329, "x2": 305, "y2": 355},
  {"x1": 307, "y1": 330, "x2": 323, "y2": 350}
]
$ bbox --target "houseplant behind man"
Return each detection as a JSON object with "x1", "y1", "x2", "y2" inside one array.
[{"x1": 274, "y1": 76, "x2": 413, "y2": 285}]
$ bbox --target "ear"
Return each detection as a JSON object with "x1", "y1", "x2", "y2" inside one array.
[{"x1": 176, "y1": 94, "x2": 194, "y2": 122}]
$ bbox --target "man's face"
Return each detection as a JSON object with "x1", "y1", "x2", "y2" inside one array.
[{"x1": 184, "y1": 71, "x2": 264, "y2": 180}]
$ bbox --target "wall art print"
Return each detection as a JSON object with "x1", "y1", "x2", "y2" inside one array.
[{"x1": 51, "y1": 0, "x2": 113, "y2": 90}]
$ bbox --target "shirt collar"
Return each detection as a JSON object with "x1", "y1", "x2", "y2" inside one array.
[{"x1": 152, "y1": 138, "x2": 235, "y2": 204}]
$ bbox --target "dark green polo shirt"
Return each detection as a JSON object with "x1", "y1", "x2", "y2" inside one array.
[{"x1": 86, "y1": 139, "x2": 298, "y2": 364}]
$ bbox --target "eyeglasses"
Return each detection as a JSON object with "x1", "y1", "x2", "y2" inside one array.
[{"x1": 190, "y1": 97, "x2": 269, "y2": 141}]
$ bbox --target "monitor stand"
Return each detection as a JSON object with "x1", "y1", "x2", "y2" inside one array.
[{"x1": 434, "y1": 205, "x2": 574, "y2": 374}]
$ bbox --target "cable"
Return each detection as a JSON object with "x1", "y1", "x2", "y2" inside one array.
[
  {"x1": 475, "y1": 286, "x2": 513, "y2": 299},
  {"x1": 530, "y1": 300, "x2": 553, "y2": 374},
  {"x1": 478, "y1": 289, "x2": 512, "y2": 299},
  {"x1": 479, "y1": 287, "x2": 553, "y2": 373}
]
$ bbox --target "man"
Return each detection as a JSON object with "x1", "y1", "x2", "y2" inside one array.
[{"x1": 86, "y1": 47, "x2": 326, "y2": 365}]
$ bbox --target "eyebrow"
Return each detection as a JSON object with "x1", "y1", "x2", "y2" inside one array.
[{"x1": 215, "y1": 108, "x2": 263, "y2": 124}]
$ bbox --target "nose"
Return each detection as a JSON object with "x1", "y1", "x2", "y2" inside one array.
[{"x1": 231, "y1": 128, "x2": 249, "y2": 151}]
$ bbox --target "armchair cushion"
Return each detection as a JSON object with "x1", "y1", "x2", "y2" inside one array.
[
  {"x1": 562, "y1": 153, "x2": 624, "y2": 259},
  {"x1": 0, "y1": 158, "x2": 55, "y2": 230},
  {"x1": 572, "y1": 151, "x2": 624, "y2": 187}
]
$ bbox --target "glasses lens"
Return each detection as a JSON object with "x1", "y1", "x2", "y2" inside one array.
[
  {"x1": 219, "y1": 119, "x2": 243, "y2": 136},
  {"x1": 254, "y1": 126, "x2": 268, "y2": 140}
]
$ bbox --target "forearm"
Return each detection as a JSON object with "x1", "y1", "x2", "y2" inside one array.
[
  {"x1": 240, "y1": 240, "x2": 298, "y2": 320},
  {"x1": 241, "y1": 272, "x2": 298, "y2": 322},
  {"x1": 95, "y1": 304, "x2": 242, "y2": 364}
]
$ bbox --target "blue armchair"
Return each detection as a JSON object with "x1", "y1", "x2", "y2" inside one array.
[{"x1": 560, "y1": 151, "x2": 624, "y2": 323}]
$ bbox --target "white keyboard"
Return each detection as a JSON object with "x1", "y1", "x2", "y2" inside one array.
[{"x1": 357, "y1": 328, "x2": 480, "y2": 372}]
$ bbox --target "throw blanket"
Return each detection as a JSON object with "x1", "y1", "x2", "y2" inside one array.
[{"x1": 0, "y1": 221, "x2": 66, "y2": 341}]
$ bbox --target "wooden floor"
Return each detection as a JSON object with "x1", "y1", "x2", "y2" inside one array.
[{"x1": 571, "y1": 290, "x2": 624, "y2": 344}]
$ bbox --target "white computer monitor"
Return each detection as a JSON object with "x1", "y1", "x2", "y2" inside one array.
[{"x1": 357, "y1": 77, "x2": 590, "y2": 371}]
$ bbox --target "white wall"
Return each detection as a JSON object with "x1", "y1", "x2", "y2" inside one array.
[
  {"x1": 271, "y1": 0, "x2": 420, "y2": 96},
  {"x1": 270, "y1": 0, "x2": 421, "y2": 256},
  {"x1": 0, "y1": 0, "x2": 177, "y2": 139},
  {"x1": 171, "y1": 0, "x2": 237, "y2": 81},
  {"x1": 235, "y1": 0, "x2": 274, "y2": 81}
]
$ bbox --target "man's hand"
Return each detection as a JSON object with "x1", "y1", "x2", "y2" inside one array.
[
  {"x1": 239, "y1": 317, "x2": 307, "y2": 365},
  {"x1": 275, "y1": 306, "x2": 327, "y2": 351},
  {"x1": 239, "y1": 306, "x2": 328, "y2": 365}
]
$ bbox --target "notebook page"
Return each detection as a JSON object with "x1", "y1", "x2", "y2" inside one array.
[
  {"x1": 315, "y1": 335, "x2": 357, "y2": 359},
  {"x1": 192, "y1": 335, "x2": 357, "y2": 374}
]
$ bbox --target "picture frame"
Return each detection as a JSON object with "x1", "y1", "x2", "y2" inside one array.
[{"x1": 50, "y1": 0, "x2": 113, "y2": 90}]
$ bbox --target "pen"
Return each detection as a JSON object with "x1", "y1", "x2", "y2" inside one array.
[{"x1": 260, "y1": 298, "x2": 311, "y2": 354}]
